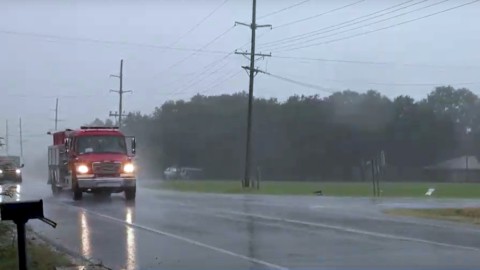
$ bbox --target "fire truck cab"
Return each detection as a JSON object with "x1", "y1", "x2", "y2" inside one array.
[{"x1": 47, "y1": 126, "x2": 136, "y2": 201}]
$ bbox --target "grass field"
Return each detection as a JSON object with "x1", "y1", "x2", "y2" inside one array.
[
  {"x1": 0, "y1": 223, "x2": 71, "y2": 270},
  {"x1": 154, "y1": 180, "x2": 480, "y2": 198},
  {"x1": 385, "y1": 208, "x2": 480, "y2": 225}
]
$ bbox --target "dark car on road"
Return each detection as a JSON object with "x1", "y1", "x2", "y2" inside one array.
[{"x1": 0, "y1": 161, "x2": 23, "y2": 183}]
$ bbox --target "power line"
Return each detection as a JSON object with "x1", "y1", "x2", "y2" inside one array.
[
  {"x1": 167, "y1": 0, "x2": 231, "y2": 47},
  {"x1": 156, "y1": 26, "x2": 235, "y2": 76},
  {"x1": 350, "y1": 81, "x2": 480, "y2": 86},
  {"x1": 171, "y1": 70, "x2": 242, "y2": 98},
  {"x1": 272, "y1": 54, "x2": 480, "y2": 69},
  {"x1": 275, "y1": 0, "x2": 366, "y2": 29},
  {"x1": 166, "y1": 59, "x2": 235, "y2": 97},
  {"x1": 297, "y1": 74, "x2": 480, "y2": 86},
  {"x1": 201, "y1": 70, "x2": 243, "y2": 94},
  {"x1": 260, "y1": 70, "x2": 480, "y2": 97},
  {"x1": 5, "y1": 94, "x2": 97, "y2": 99},
  {"x1": 258, "y1": 0, "x2": 421, "y2": 48},
  {"x1": 257, "y1": 0, "x2": 311, "y2": 20},
  {"x1": 267, "y1": 0, "x2": 451, "y2": 51},
  {"x1": 259, "y1": 70, "x2": 336, "y2": 94},
  {"x1": 0, "y1": 29, "x2": 231, "y2": 55},
  {"x1": 275, "y1": 0, "x2": 480, "y2": 52},
  {"x1": 165, "y1": 52, "x2": 235, "y2": 94},
  {"x1": 166, "y1": 21, "x2": 271, "y2": 93},
  {"x1": 163, "y1": 31, "x2": 269, "y2": 95}
]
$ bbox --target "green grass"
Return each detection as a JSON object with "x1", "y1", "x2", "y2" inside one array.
[
  {"x1": 0, "y1": 222, "x2": 72, "y2": 270},
  {"x1": 153, "y1": 180, "x2": 480, "y2": 198},
  {"x1": 385, "y1": 208, "x2": 480, "y2": 225}
]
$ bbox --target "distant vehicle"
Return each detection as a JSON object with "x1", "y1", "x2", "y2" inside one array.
[
  {"x1": 0, "y1": 156, "x2": 24, "y2": 183},
  {"x1": 164, "y1": 167, "x2": 178, "y2": 180},
  {"x1": 164, "y1": 166, "x2": 203, "y2": 180},
  {"x1": 179, "y1": 167, "x2": 204, "y2": 180},
  {"x1": 47, "y1": 126, "x2": 137, "y2": 201}
]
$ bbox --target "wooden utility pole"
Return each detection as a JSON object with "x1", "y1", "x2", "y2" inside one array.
[
  {"x1": 5, "y1": 120, "x2": 8, "y2": 155},
  {"x1": 110, "y1": 59, "x2": 131, "y2": 128},
  {"x1": 235, "y1": 0, "x2": 271, "y2": 188},
  {"x1": 19, "y1": 118, "x2": 23, "y2": 161},
  {"x1": 54, "y1": 98, "x2": 59, "y2": 131}
]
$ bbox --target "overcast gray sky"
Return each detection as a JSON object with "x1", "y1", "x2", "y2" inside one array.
[{"x1": 1, "y1": 0, "x2": 480, "y2": 160}]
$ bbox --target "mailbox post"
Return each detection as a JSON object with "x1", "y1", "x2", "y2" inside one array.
[{"x1": 0, "y1": 200, "x2": 56, "y2": 270}]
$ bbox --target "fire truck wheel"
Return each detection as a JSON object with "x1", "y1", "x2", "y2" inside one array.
[
  {"x1": 51, "y1": 182, "x2": 61, "y2": 196},
  {"x1": 73, "y1": 185, "x2": 83, "y2": 201},
  {"x1": 125, "y1": 187, "x2": 136, "y2": 201}
]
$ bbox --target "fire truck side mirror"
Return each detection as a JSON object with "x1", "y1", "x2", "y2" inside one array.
[
  {"x1": 131, "y1": 138, "x2": 136, "y2": 155},
  {"x1": 64, "y1": 138, "x2": 70, "y2": 154}
]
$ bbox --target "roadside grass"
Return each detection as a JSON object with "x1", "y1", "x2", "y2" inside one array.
[
  {"x1": 0, "y1": 222, "x2": 72, "y2": 270},
  {"x1": 152, "y1": 180, "x2": 480, "y2": 198},
  {"x1": 384, "y1": 208, "x2": 480, "y2": 225}
]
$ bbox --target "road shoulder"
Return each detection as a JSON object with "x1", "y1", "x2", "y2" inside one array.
[{"x1": 0, "y1": 222, "x2": 110, "y2": 270}]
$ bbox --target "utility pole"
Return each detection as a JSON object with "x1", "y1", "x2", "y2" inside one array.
[
  {"x1": 5, "y1": 120, "x2": 9, "y2": 155},
  {"x1": 19, "y1": 118, "x2": 23, "y2": 161},
  {"x1": 110, "y1": 59, "x2": 132, "y2": 128},
  {"x1": 50, "y1": 98, "x2": 64, "y2": 131},
  {"x1": 54, "y1": 98, "x2": 59, "y2": 131},
  {"x1": 235, "y1": 0, "x2": 271, "y2": 188}
]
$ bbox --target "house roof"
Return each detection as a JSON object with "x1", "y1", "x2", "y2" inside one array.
[{"x1": 424, "y1": 155, "x2": 480, "y2": 170}]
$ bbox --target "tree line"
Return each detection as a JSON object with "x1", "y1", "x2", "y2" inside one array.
[{"x1": 91, "y1": 86, "x2": 480, "y2": 181}]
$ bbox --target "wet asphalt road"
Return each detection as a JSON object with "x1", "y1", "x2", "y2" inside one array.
[{"x1": 2, "y1": 179, "x2": 480, "y2": 270}]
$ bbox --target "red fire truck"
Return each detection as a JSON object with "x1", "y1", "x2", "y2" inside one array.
[{"x1": 47, "y1": 126, "x2": 136, "y2": 201}]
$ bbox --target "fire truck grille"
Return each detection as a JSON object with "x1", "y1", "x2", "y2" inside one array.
[{"x1": 92, "y1": 162, "x2": 122, "y2": 175}]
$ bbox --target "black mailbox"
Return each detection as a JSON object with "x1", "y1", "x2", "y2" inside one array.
[{"x1": 0, "y1": 200, "x2": 45, "y2": 222}]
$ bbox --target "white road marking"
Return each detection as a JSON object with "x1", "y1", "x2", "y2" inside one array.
[
  {"x1": 135, "y1": 199, "x2": 480, "y2": 251},
  {"x1": 214, "y1": 209, "x2": 480, "y2": 252},
  {"x1": 66, "y1": 204, "x2": 288, "y2": 270}
]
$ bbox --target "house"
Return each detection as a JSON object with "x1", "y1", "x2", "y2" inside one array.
[{"x1": 424, "y1": 155, "x2": 480, "y2": 182}]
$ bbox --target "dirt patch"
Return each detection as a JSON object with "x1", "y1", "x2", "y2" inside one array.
[{"x1": 384, "y1": 208, "x2": 480, "y2": 225}]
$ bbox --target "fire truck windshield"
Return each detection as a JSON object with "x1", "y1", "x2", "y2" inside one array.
[{"x1": 76, "y1": 136, "x2": 127, "y2": 155}]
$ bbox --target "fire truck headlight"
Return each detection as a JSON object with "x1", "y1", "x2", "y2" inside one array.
[
  {"x1": 76, "y1": 164, "x2": 89, "y2": 174},
  {"x1": 0, "y1": 169, "x2": 3, "y2": 174},
  {"x1": 123, "y1": 163, "x2": 135, "y2": 173},
  {"x1": 15, "y1": 169, "x2": 21, "y2": 174}
]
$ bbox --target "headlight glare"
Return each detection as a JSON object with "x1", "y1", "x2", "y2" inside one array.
[
  {"x1": 123, "y1": 163, "x2": 135, "y2": 173},
  {"x1": 15, "y1": 169, "x2": 21, "y2": 174},
  {"x1": 76, "y1": 164, "x2": 89, "y2": 174}
]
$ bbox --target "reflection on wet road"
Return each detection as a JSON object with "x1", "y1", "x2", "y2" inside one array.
[
  {"x1": 5, "y1": 180, "x2": 480, "y2": 269},
  {"x1": 125, "y1": 206, "x2": 136, "y2": 270},
  {"x1": 79, "y1": 210, "x2": 91, "y2": 260},
  {"x1": 0, "y1": 183, "x2": 21, "y2": 202}
]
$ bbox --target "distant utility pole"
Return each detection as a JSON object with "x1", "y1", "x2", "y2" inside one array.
[
  {"x1": 109, "y1": 59, "x2": 132, "y2": 128},
  {"x1": 235, "y1": 0, "x2": 271, "y2": 188},
  {"x1": 55, "y1": 98, "x2": 59, "y2": 131},
  {"x1": 5, "y1": 120, "x2": 8, "y2": 155},
  {"x1": 19, "y1": 118, "x2": 23, "y2": 161}
]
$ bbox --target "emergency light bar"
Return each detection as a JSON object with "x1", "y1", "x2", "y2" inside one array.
[{"x1": 80, "y1": 126, "x2": 119, "y2": 130}]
